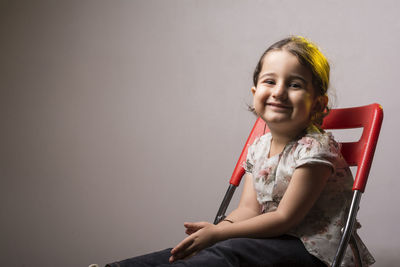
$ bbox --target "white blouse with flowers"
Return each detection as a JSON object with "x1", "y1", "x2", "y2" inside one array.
[{"x1": 243, "y1": 125, "x2": 375, "y2": 266}]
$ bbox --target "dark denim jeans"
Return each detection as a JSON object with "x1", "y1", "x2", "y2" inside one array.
[{"x1": 106, "y1": 235, "x2": 327, "y2": 267}]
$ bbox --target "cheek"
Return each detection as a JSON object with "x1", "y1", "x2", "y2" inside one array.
[
  {"x1": 304, "y1": 98, "x2": 315, "y2": 110},
  {"x1": 253, "y1": 89, "x2": 263, "y2": 104},
  {"x1": 293, "y1": 93, "x2": 314, "y2": 112},
  {"x1": 254, "y1": 87, "x2": 270, "y2": 100}
]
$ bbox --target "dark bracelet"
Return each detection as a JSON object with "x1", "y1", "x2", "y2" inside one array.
[{"x1": 222, "y1": 219, "x2": 234, "y2": 224}]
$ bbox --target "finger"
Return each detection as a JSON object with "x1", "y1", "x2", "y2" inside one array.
[
  {"x1": 184, "y1": 221, "x2": 207, "y2": 231},
  {"x1": 185, "y1": 228, "x2": 195, "y2": 235},
  {"x1": 173, "y1": 242, "x2": 198, "y2": 261},
  {"x1": 184, "y1": 221, "x2": 208, "y2": 227},
  {"x1": 183, "y1": 222, "x2": 198, "y2": 229},
  {"x1": 183, "y1": 223, "x2": 200, "y2": 235},
  {"x1": 171, "y1": 236, "x2": 194, "y2": 256},
  {"x1": 169, "y1": 249, "x2": 197, "y2": 263},
  {"x1": 184, "y1": 224, "x2": 204, "y2": 235}
]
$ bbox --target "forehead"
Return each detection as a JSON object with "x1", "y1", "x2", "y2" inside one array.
[{"x1": 260, "y1": 50, "x2": 312, "y2": 80}]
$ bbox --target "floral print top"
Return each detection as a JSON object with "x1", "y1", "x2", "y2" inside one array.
[{"x1": 244, "y1": 124, "x2": 375, "y2": 266}]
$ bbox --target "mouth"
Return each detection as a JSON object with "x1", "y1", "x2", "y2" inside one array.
[{"x1": 266, "y1": 102, "x2": 292, "y2": 109}]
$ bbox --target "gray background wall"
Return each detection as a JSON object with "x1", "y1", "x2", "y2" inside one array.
[{"x1": 1, "y1": 0, "x2": 398, "y2": 266}]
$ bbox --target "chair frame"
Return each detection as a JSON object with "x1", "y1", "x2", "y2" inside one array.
[{"x1": 213, "y1": 103, "x2": 383, "y2": 267}]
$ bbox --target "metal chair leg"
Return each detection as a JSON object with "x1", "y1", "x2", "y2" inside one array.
[
  {"x1": 331, "y1": 190, "x2": 362, "y2": 267},
  {"x1": 350, "y1": 232, "x2": 363, "y2": 267},
  {"x1": 213, "y1": 184, "x2": 237, "y2": 224}
]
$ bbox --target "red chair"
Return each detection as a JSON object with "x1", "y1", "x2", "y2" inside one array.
[{"x1": 213, "y1": 103, "x2": 384, "y2": 267}]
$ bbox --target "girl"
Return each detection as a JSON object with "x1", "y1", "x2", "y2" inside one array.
[{"x1": 107, "y1": 36, "x2": 375, "y2": 267}]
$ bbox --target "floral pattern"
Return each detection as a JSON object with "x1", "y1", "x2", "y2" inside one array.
[{"x1": 243, "y1": 124, "x2": 375, "y2": 266}]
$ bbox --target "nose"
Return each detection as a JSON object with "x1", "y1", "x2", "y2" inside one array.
[{"x1": 271, "y1": 82, "x2": 287, "y2": 100}]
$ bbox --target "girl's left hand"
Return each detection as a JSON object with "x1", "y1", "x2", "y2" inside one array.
[{"x1": 169, "y1": 221, "x2": 220, "y2": 263}]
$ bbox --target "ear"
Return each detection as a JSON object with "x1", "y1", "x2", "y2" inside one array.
[
  {"x1": 320, "y1": 95, "x2": 328, "y2": 111},
  {"x1": 251, "y1": 86, "x2": 257, "y2": 95},
  {"x1": 313, "y1": 95, "x2": 328, "y2": 112}
]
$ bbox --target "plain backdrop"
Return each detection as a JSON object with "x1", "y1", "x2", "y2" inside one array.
[{"x1": 1, "y1": 0, "x2": 399, "y2": 266}]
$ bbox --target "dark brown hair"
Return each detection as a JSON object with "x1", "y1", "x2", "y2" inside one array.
[{"x1": 251, "y1": 36, "x2": 330, "y2": 127}]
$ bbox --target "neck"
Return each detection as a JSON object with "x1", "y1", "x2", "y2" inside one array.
[{"x1": 268, "y1": 126, "x2": 307, "y2": 158}]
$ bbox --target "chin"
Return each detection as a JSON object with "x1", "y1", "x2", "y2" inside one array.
[{"x1": 263, "y1": 114, "x2": 290, "y2": 124}]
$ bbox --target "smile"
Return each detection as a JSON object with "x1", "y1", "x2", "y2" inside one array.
[{"x1": 266, "y1": 102, "x2": 292, "y2": 109}]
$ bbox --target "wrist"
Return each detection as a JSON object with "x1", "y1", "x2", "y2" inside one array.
[
  {"x1": 214, "y1": 220, "x2": 234, "y2": 242},
  {"x1": 213, "y1": 223, "x2": 226, "y2": 242}
]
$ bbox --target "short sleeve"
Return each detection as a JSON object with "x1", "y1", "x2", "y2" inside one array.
[{"x1": 294, "y1": 133, "x2": 341, "y2": 172}]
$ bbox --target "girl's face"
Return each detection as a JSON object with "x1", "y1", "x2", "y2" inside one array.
[{"x1": 252, "y1": 50, "x2": 318, "y2": 134}]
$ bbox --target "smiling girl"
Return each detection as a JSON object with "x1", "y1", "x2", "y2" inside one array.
[{"x1": 107, "y1": 36, "x2": 375, "y2": 267}]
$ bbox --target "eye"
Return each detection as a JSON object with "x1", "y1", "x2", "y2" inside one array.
[
  {"x1": 289, "y1": 82, "x2": 303, "y2": 89},
  {"x1": 262, "y1": 79, "x2": 275, "y2": 85}
]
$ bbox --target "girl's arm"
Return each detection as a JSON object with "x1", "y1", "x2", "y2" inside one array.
[
  {"x1": 179, "y1": 173, "x2": 260, "y2": 236},
  {"x1": 219, "y1": 172, "x2": 262, "y2": 224},
  {"x1": 170, "y1": 164, "x2": 331, "y2": 262},
  {"x1": 216, "y1": 164, "x2": 330, "y2": 239}
]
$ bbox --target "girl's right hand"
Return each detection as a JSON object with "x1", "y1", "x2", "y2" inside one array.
[{"x1": 170, "y1": 222, "x2": 221, "y2": 263}]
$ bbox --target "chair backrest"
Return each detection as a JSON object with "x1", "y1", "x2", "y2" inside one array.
[{"x1": 229, "y1": 103, "x2": 383, "y2": 193}]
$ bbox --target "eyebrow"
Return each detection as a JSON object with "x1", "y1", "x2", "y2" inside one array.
[
  {"x1": 289, "y1": 74, "x2": 308, "y2": 84},
  {"x1": 258, "y1": 72, "x2": 276, "y2": 80},
  {"x1": 259, "y1": 72, "x2": 308, "y2": 84}
]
